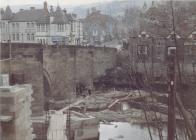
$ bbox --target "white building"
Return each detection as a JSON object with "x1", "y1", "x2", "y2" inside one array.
[{"x1": 0, "y1": 2, "x2": 83, "y2": 45}]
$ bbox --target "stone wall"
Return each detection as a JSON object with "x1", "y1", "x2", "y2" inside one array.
[
  {"x1": 0, "y1": 43, "x2": 44, "y2": 116},
  {"x1": 43, "y1": 46, "x2": 117, "y2": 99},
  {"x1": 0, "y1": 85, "x2": 33, "y2": 140},
  {"x1": 1, "y1": 43, "x2": 117, "y2": 115}
]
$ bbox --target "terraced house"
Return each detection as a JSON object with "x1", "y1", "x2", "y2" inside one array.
[{"x1": 0, "y1": 2, "x2": 83, "y2": 45}]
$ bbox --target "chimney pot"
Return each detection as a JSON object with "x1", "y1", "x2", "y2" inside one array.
[{"x1": 30, "y1": 7, "x2": 35, "y2": 10}]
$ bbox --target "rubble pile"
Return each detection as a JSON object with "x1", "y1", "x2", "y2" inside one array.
[
  {"x1": 69, "y1": 90, "x2": 181, "y2": 124},
  {"x1": 77, "y1": 94, "x2": 113, "y2": 111}
]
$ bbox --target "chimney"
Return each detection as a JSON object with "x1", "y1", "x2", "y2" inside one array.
[
  {"x1": 63, "y1": 9, "x2": 67, "y2": 14},
  {"x1": 44, "y1": 1, "x2": 48, "y2": 11},
  {"x1": 50, "y1": 6, "x2": 54, "y2": 12},
  {"x1": 30, "y1": 7, "x2": 35, "y2": 10}
]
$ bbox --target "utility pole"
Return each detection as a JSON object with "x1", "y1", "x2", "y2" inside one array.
[
  {"x1": 167, "y1": 45, "x2": 176, "y2": 140},
  {"x1": 167, "y1": 1, "x2": 176, "y2": 140},
  {"x1": 8, "y1": 39, "x2": 12, "y2": 82},
  {"x1": 151, "y1": 37, "x2": 154, "y2": 79},
  {"x1": 89, "y1": 49, "x2": 94, "y2": 93}
]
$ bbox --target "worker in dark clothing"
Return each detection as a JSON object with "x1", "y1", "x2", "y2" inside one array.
[{"x1": 88, "y1": 89, "x2": 91, "y2": 95}]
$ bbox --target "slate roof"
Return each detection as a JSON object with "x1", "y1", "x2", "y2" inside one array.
[
  {"x1": 52, "y1": 6, "x2": 69, "y2": 24},
  {"x1": 85, "y1": 11, "x2": 115, "y2": 29},
  {"x1": 11, "y1": 9, "x2": 49, "y2": 23},
  {"x1": 2, "y1": 5, "x2": 74, "y2": 24}
]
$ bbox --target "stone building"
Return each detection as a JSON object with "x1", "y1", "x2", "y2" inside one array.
[
  {"x1": 83, "y1": 7, "x2": 116, "y2": 45},
  {"x1": 0, "y1": 2, "x2": 83, "y2": 45},
  {"x1": 128, "y1": 29, "x2": 196, "y2": 83},
  {"x1": 0, "y1": 84, "x2": 33, "y2": 140},
  {"x1": 184, "y1": 30, "x2": 196, "y2": 62}
]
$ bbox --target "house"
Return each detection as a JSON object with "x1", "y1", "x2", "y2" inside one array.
[
  {"x1": 0, "y1": 2, "x2": 83, "y2": 45},
  {"x1": 83, "y1": 8, "x2": 116, "y2": 45},
  {"x1": 184, "y1": 30, "x2": 196, "y2": 62}
]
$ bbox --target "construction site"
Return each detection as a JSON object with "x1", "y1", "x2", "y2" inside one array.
[{"x1": 1, "y1": 0, "x2": 196, "y2": 140}]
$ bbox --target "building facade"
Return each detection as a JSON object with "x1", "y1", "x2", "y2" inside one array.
[
  {"x1": 83, "y1": 8, "x2": 116, "y2": 45},
  {"x1": 0, "y1": 2, "x2": 83, "y2": 45}
]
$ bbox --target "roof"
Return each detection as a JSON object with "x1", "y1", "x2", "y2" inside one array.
[
  {"x1": 11, "y1": 9, "x2": 49, "y2": 23},
  {"x1": 85, "y1": 10, "x2": 115, "y2": 29},
  {"x1": 52, "y1": 6, "x2": 69, "y2": 24}
]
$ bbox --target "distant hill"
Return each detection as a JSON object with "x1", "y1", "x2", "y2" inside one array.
[
  {"x1": 1, "y1": 0, "x2": 151, "y2": 18},
  {"x1": 70, "y1": 0, "x2": 152, "y2": 18}
]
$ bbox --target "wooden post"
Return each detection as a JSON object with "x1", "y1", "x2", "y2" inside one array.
[
  {"x1": 151, "y1": 37, "x2": 154, "y2": 80},
  {"x1": 168, "y1": 1, "x2": 177, "y2": 140},
  {"x1": 167, "y1": 48, "x2": 176, "y2": 140}
]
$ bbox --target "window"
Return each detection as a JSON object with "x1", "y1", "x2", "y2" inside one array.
[
  {"x1": 168, "y1": 47, "x2": 176, "y2": 55},
  {"x1": 31, "y1": 23, "x2": 34, "y2": 28},
  {"x1": 46, "y1": 25, "x2": 48, "y2": 32},
  {"x1": 16, "y1": 34, "x2": 19, "y2": 41},
  {"x1": 43, "y1": 39, "x2": 45, "y2": 44},
  {"x1": 12, "y1": 34, "x2": 15, "y2": 41},
  {"x1": 61, "y1": 24, "x2": 64, "y2": 31},
  {"x1": 138, "y1": 45, "x2": 148, "y2": 55},
  {"x1": 193, "y1": 34, "x2": 196, "y2": 41},
  {"x1": 57, "y1": 24, "x2": 64, "y2": 32},
  {"x1": 3, "y1": 22, "x2": 5, "y2": 28},
  {"x1": 37, "y1": 24, "x2": 40, "y2": 32},
  {"x1": 27, "y1": 34, "x2": 30, "y2": 40},
  {"x1": 41, "y1": 24, "x2": 45, "y2": 32},
  {"x1": 31, "y1": 34, "x2": 34, "y2": 41},
  {"x1": 21, "y1": 34, "x2": 23, "y2": 41},
  {"x1": 16, "y1": 23, "x2": 19, "y2": 28},
  {"x1": 57, "y1": 24, "x2": 60, "y2": 32},
  {"x1": 27, "y1": 23, "x2": 29, "y2": 28},
  {"x1": 12, "y1": 23, "x2": 15, "y2": 29}
]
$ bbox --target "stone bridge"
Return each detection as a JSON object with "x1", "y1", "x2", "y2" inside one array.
[{"x1": 0, "y1": 43, "x2": 117, "y2": 116}]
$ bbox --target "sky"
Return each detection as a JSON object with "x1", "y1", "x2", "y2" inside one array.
[{"x1": 0, "y1": 0, "x2": 118, "y2": 7}]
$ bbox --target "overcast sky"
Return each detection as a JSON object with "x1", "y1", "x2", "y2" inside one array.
[{"x1": 0, "y1": 0, "x2": 119, "y2": 7}]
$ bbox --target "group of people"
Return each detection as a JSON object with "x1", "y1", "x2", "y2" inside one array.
[{"x1": 76, "y1": 83, "x2": 92, "y2": 97}]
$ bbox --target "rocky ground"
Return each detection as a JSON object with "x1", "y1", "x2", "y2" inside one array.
[{"x1": 68, "y1": 90, "x2": 177, "y2": 125}]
